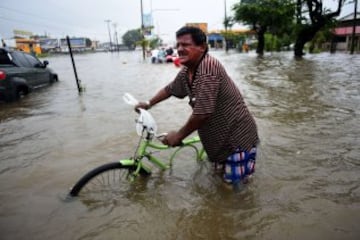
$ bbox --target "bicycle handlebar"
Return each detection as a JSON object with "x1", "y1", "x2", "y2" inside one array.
[
  {"x1": 123, "y1": 93, "x2": 191, "y2": 147},
  {"x1": 123, "y1": 93, "x2": 139, "y2": 106},
  {"x1": 156, "y1": 132, "x2": 168, "y2": 139}
]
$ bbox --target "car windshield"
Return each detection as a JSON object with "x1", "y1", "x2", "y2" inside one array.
[
  {"x1": 10, "y1": 51, "x2": 33, "y2": 67},
  {"x1": 23, "y1": 53, "x2": 41, "y2": 67}
]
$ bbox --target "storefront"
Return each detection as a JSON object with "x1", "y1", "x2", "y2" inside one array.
[{"x1": 332, "y1": 12, "x2": 360, "y2": 52}]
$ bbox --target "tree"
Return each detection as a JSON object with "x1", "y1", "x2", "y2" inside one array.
[
  {"x1": 122, "y1": 29, "x2": 142, "y2": 50},
  {"x1": 149, "y1": 37, "x2": 162, "y2": 50},
  {"x1": 233, "y1": 0, "x2": 295, "y2": 55},
  {"x1": 223, "y1": 16, "x2": 234, "y2": 51},
  {"x1": 294, "y1": 0, "x2": 347, "y2": 57},
  {"x1": 222, "y1": 30, "x2": 246, "y2": 50}
]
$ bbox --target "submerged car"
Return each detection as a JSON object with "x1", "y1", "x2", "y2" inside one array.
[{"x1": 0, "y1": 47, "x2": 58, "y2": 102}]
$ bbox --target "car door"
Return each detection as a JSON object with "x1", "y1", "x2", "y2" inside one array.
[
  {"x1": 22, "y1": 53, "x2": 50, "y2": 86},
  {"x1": 10, "y1": 51, "x2": 49, "y2": 87},
  {"x1": 10, "y1": 51, "x2": 39, "y2": 87}
]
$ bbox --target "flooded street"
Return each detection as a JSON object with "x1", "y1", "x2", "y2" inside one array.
[{"x1": 0, "y1": 50, "x2": 359, "y2": 239}]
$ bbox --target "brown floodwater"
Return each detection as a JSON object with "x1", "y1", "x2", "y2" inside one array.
[{"x1": 0, "y1": 50, "x2": 359, "y2": 240}]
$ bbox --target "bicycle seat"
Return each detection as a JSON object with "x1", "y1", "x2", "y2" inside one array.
[{"x1": 136, "y1": 109, "x2": 157, "y2": 136}]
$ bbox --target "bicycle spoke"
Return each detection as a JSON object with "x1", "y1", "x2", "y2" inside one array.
[{"x1": 70, "y1": 162, "x2": 137, "y2": 202}]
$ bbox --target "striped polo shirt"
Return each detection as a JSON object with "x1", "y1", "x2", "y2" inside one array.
[{"x1": 165, "y1": 54, "x2": 259, "y2": 162}]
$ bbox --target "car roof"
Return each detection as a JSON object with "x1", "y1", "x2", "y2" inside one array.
[
  {"x1": 0, "y1": 47, "x2": 10, "y2": 51},
  {"x1": 0, "y1": 47, "x2": 23, "y2": 54}
]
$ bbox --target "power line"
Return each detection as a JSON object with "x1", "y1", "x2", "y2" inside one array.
[
  {"x1": 0, "y1": 5, "x2": 104, "y2": 24},
  {"x1": 0, "y1": 16, "x2": 72, "y2": 32},
  {"x1": 0, "y1": 16, "x2": 108, "y2": 38},
  {"x1": 0, "y1": 8, "x2": 109, "y2": 40},
  {"x1": 0, "y1": 6, "x2": 58, "y2": 22}
]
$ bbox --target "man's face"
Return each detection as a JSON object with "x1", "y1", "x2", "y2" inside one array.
[{"x1": 176, "y1": 34, "x2": 205, "y2": 67}]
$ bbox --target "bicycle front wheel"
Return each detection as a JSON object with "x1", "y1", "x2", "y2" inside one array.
[{"x1": 69, "y1": 162, "x2": 137, "y2": 197}]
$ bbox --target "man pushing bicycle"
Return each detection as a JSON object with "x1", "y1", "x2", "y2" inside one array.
[{"x1": 135, "y1": 26, "x2": 259, "y2": 187}]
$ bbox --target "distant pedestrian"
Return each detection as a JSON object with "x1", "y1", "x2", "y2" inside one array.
[{"x1": 150, "y1": 48, "x2": 159, "y2": 63}]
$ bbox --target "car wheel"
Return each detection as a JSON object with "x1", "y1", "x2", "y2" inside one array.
[
  {"x1": 14, "y1": 86, "x2": 28, "y2": 100},
  {"x1": 18, "y1": 89, "x2": 26, "y2": 98},
  {"x1": 5, "y1": 89, "x2": 20, "y2": 102},
  {"x1": 50, "y1": 74, "x2": 58, "y2": 83}
]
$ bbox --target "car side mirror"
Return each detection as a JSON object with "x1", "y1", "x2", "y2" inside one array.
[{"x1": 43, "y1": 60, "x2": 49, "y2": 67}]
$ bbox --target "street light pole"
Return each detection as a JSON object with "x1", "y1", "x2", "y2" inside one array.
[
  {"x1": 113, "y1": 23, "x2": 119, "y2": 52},
  {"x1": 224, "y1": 0, "x2": 229, "y2": 52},
  {"x1": 350, "y1": 0, "x2": 358, "y2": 54},
  {"x1": 140, "y1": 0, "x2": 146, "y2": 60},
  {"x1": 224, "y1": 0, "x2": 228, "y2": 32},
  {"x1": 105, "y1": 20, "x2": 113, "y2": 51}
]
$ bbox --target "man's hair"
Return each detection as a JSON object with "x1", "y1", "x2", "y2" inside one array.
[{"x1": 176, "y1": 26, "x2": 207, "y2": 46}]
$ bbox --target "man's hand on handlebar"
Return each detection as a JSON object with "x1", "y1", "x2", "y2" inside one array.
[
  {"x1": 161, "y1": 131, "x2": 183, "y2": 147},
  {"x1": 134, "y1": 101, "x2": 151, "y2": 112}
]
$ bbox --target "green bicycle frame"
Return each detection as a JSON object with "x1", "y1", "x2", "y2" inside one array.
[{"x1": 119, "y1": 135, "x2": 206, "y2": 178}]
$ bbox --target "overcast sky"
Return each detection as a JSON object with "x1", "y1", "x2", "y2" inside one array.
[{"x1": 0, "y1": 0, "x2": 355, "y2": 44}]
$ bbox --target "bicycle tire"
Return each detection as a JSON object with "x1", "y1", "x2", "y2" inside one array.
[{"x1": 69, "y1": 162, "x2": 137, "y2": 197}]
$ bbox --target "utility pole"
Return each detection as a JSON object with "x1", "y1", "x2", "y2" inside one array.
[
  {"x1": 140, "y1": 0, "x2": 146, "y2": 60},
  {"x1": 113, "y1": 22, "x2": 119, "y2": 52},
  {"x1": 350, "y1": 0, "x2": 358, "y2": 54},
  {"x1": 224, "y1": 0, "x2": 228, "y2": 32},
  {"x1": 224, "y1": 0, "x2": 229, "y2": 52},
  {"x1": 105, "y1": 19, "x2": 112, "y2": 52}
]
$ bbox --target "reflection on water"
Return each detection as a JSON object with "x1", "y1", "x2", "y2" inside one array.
[{"x1": 0, "y1": 51, "x2": 359, "y2": 239}]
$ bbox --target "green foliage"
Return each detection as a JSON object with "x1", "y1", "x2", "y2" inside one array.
[
  {"x1": 233, "y1": 0, "x2": 295, "y2": 32},
  {"x1": 37, "y1": 53, "x2": 50, "y2": 58},
  {"x1": 222, "y1": 31, "x2": 246, "y2": 46},
  {"x1": 232, "y1": 0, "x2": 347, "y2": 56},
  {"x1": 232, "y1": 0, "x2": 296, "y2": 54},
  {"x1": 293, "y1": 0, "x2": 346, "y2": 56},
  {"x1": 233, "y1": 2, "x2": 261, "y2": 28},
  {"x1": 308, "y1": 28, "x2": 334, "y2": 53},
  {"x1": 149, "y1": 37, "x2": 162, "y2": 49},
  {"x1": 223, "y1": 16, "x2": 234, "y2": 30},
  {"x1": 122, "y1": 29, "x2": 143, "y2": 49},
  {"x1": 265, "y1": 33, "x2": 288, "y2": 51}
]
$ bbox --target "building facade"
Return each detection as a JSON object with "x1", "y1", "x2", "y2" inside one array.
[{"x1": 332, "y1": 12, "x2": 360, "y2": 52}]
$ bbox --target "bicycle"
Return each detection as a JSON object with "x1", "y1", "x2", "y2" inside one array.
[{"x1": 69, "y1": 93, "x2": 206, "y2": 197}]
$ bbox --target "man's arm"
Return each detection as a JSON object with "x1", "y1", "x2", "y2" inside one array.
[
  {"x1": 148, "y1": 88, "x2": 171, "y2": 107},
  {"x1": 135, "y1": 88, "x2": 171, "y2": 110},
  {"x1": 163, "y1": 113, "x2": 211, "y2": 147}
]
